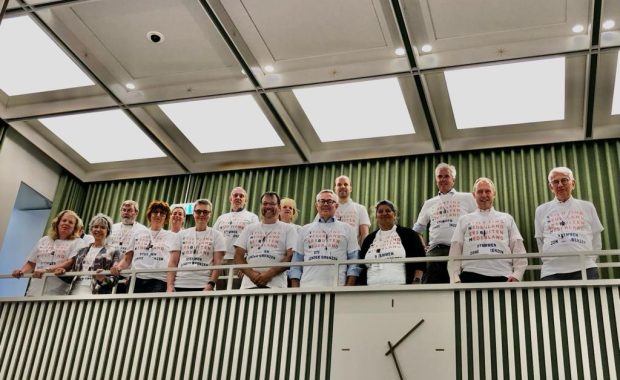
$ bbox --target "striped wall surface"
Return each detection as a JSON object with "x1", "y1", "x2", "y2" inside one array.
[
  {"x1": 0, "y1": 293, "x2": 334, "y2": 380},
  {"x1": 454, "y1": 286, "x2": 620, "y2": 380},
  {"x1": 54, "y1": 139, "x2": 620, "y2": 279}
]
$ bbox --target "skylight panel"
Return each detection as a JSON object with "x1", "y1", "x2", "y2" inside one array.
[
  {"x1": 40, "y1": 110, "x2": 165, "y2": 163},
  {"x1": 160, "y1": 95, "x2": 284, "y2": 153},
  {"x1": 293, "y1": 78, "x2": 415, "y2": 142},
  {"x1": 444, "y1": 57, "x2": 565, "y2": 129},
  {"x1": 0, "y1": 16, "x2": 94, "y2": 96},
  {"x1": 612, "y1": 51, "x2": 620, "y2": 115}
]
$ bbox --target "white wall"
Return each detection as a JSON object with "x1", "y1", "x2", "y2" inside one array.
[{"x1": 0, "y1": 129, "x2": 60, "y2": 251}]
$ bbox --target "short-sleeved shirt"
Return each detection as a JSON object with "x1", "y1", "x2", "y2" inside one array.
[
  {"x1": 451, "y1": 208, "x2": 524, "y2": 278},
  {"x1": 175, "y1": 227, "x2": 227, "y2": 288},
  {"x1": 234, "y1": 221, "x2": 297, "y2": 289},
  {"x1": 364, "y1": 226, "x2": 407, "y2": 285},
  {"x1": 314, "y1": 199, "x2": 370, "y2": 239},
  {"x1": 126, "y1": 229, "x2": 181, "y2": 281},
  {"x1": 294, "y1": 219, "x2": 360, "y2": 287},
  {"x1": 535, "y1": 197, "x2": 604, "y2": 277},
  {"x1": 110, "y1": 222, "x2": 148, "y2": 259},
  {"x1": 27, "y1": 237, "x2": 84, "y2": 269},
  {"x1": 213, "y1": 210, "x2": 259, "y2": 260},
  {"x1": 413, "y1": 189, "x2": 476, "y2": 248}
]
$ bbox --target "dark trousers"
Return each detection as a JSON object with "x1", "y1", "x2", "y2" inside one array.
[
  {"x1": 134, "y1": 278, "x2": 167, "y2": 293},
  {"x1": 460, "y1": 271, "x2": 508, "y2": 283},
  {"x1": 541, "y1": 268, "x2": 599, "y2": 281},
  {"x1": 423, "y1": 245, "x2": 451, "y2": 284}
]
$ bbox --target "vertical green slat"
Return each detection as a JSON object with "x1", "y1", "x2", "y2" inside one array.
[
  {"x1": 545, "y1": 289, "x2": 559, "y2": 380},
  {"x1": 569, "y1": 288, "x2": 585, "y2": 379},
  {"x1": 556, "y1": 289, "x2": 571, "y2": 379},
  {"x1": 475, "y1": 290, "x2": 485, "y2": 380},
  {"x1": 454, "y1": 292, "x2": 462, "y2": 380},
  {"x1": 594, "y1": 288, "x2": 610, "y2": 379}
]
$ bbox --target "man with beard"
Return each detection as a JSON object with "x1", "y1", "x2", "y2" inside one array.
[
  {"x1": 234, "y1": 192, "x2": 296, "y2": 289},
  {"x1": 213, "y1": 187, "x2": 259, "y2": 289},
  {"x1": 109, "y1": 200, "x2": 148, "y2": 293}
]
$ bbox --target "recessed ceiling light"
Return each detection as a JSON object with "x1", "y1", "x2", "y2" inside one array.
[
  {"x1": 0, "y1": 16, "x2": 94, "y2": 95},
  {"x1": 572, "y1": 24, "x2": 584, "y2": 33},
  {"x1": 146, "y1": 31, "x2": 164, "y2": 43},
  {"x1": 125, "y1": 83, "x2": 136, "y2": 90},
  {"x1": 603, "y1": 20, "x2": 616, "y2": 30},
  {"x1": 160, "y1": 95, "x2": 284, "y2": 153},
  {"x1": 264, "y1": 65, "x2": 275, "y2": 73},
  {"x1": 293, "y1": 78, "x2": 415, "y2": 142},
  {"x1": 394, "y1": 47, "x2": 406, "y2": 56},
  {"x1": 445, "y1": 57, "x2": 565, "y2": 129},
  {"x1": 40, "y1": 110, "x2": 165, "y2": 163},
  {"x1": 421, "y1": 44, "x2": 433, "y2": 53}
]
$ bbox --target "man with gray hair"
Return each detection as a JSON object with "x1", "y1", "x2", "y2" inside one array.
[
  {"x1": 109, "y1": 199, "x2": 148, "y2": 293},
  {"x1": 448, "y1": 178, "x2": 527, "y2": 283},
  {"x1": 290, "y1": 189, "x2": 360, "y2": 287},
  {"x1": 535, "y1": 166, "x2": 604, "y2": 280},
  {"x1": 413, "y1": 163, "x2": 476, "y2": 283}
]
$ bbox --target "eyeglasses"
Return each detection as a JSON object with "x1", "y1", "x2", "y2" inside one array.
[
  {"x1": 194, "y1": 210, "x2": 211, "y2": 216},
  {"x1": 550, "y1": 177, "x2": 571, "y2": 186},
  {"x1": 317, "y1": 199, "x2": 336, "y2": 205},
  {"x1": 151, "y1": 210, "x2": 167, "y2": 216}
]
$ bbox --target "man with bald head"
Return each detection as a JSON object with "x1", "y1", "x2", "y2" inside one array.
[
  {"x1": 447, "y1": 178, "x2": 527, "y2": 283},
  {"x1": 213, "y1": 186, "x2": 259, "y2": 288},
  {"x1": 535, "y1": 166, "x2": 604, "y2": 280},
  {"x1": 319, "y1": 175, "x2": 370, "y2": 245}
]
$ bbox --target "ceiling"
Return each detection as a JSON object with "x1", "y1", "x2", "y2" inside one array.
[{"x1": 1, "y1": 0, "x2": 619, "y2": 182}]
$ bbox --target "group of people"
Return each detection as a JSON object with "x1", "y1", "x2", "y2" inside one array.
[{"x1": 10, "y1": 164, "x2": 605, "y2": 296}]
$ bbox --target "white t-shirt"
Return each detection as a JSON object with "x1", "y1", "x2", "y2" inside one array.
[
  {"x1": 451, "y1": 208, "x2": 525, "y2": 279},
  {"x1": 413, "y1": 189, "x2": 476, "y2": 247},
  {"x1": 127, "y1": 229, "x2": 181, "y2": 281},
  {"x1": 535, "y1": 197, "x2": 604, "y2": 277},
  {"x1": 27, "y1": 236, "x2": 84, "y2": 269},
  {"x1": 235, "y1": 221, "x2": 297, "y2": 289},
  {"x1": 364, "y1": 226, "x2": 406, "y2": 285},
  {"x1": 314, "y1": 199, "x2": 370, "y2": 239},
  {"x1": 175, "y1": 227, "x2": 226, "y2": 289},
  {"x1": 110, "y1": 222, "x2": 148, "y2": 259},
  {"x1": 295, "y1": 220, "x2": 359, "y2": 287},
  {"x1": 213, "y1": 210, "x2": 259, "y2": 260}
]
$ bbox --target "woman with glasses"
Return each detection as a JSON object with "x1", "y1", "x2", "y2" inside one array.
[
  {"x1": 52, "y1": 213, "x2": 120, "y2": 295},
  {"x1": 111, "y1": 200, "x2": 181, "y2": 293},
  {"x1": 358, "y1": 200, "x2": 425, "y2": 285},
  {"x1": 171, "y1": 199, "x2": 226, "y2": 291}
]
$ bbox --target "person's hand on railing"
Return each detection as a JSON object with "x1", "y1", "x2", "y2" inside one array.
[
  {"x1": 94, "y1": 269, "x2": 106, "y2": 283},
  {"x1": 32, "y1": 270, "x2": 46, "y2": 279},
  {"x1": 110, "y1": 265, "x2": 121, "y2": 276},
  {"x1": 53, "y1": 267, "x2": 66, "y2": 276},
  {"x1": 11, "y1": 269, "x2": 24, "y2": 278}
]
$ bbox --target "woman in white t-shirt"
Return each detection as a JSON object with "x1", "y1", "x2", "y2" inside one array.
[
  {"x1": 53, "y1": 214, "x2": 120, "y2": 295},
  {"x1": 11, "y1": 210, "x2": 85, "y2": 296},
  {"x1": 359, "y1": 200, "x2": 425, "y2": 285}
]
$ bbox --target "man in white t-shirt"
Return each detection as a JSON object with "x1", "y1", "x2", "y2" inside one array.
[
  {"x1": 291, "y1": 190, "x2": 360, "y2": 288},
  {"x1": 234, "y1": 192, "x2": 296, "y2": 289},
  {"x1": 213, "y1": 187, "x2": 259, "y2": 289},
  {"x1": 315, "y1": 175, "x2": 370, "y2": 245},
  {"x1": 413, "y1": 163, "x2": 476, "y2": 283},
  {"x1": 535, "y1": 166, "x2": 604, "y2": 280},
  {"x1": 109, "y1": 200, "x2": 148, "y2": 293},
  {"x1": 447, "y1": 178, "x2": 527, "y2": 283}
]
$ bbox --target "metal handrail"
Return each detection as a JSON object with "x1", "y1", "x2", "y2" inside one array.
[{"x1": 1, "y1": 249, "x2": 619, "y2": 296}]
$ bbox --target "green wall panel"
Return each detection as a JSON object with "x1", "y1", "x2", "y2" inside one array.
[{"x1": 54, "y1": 139, "x2": 619, "y2": 277}]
